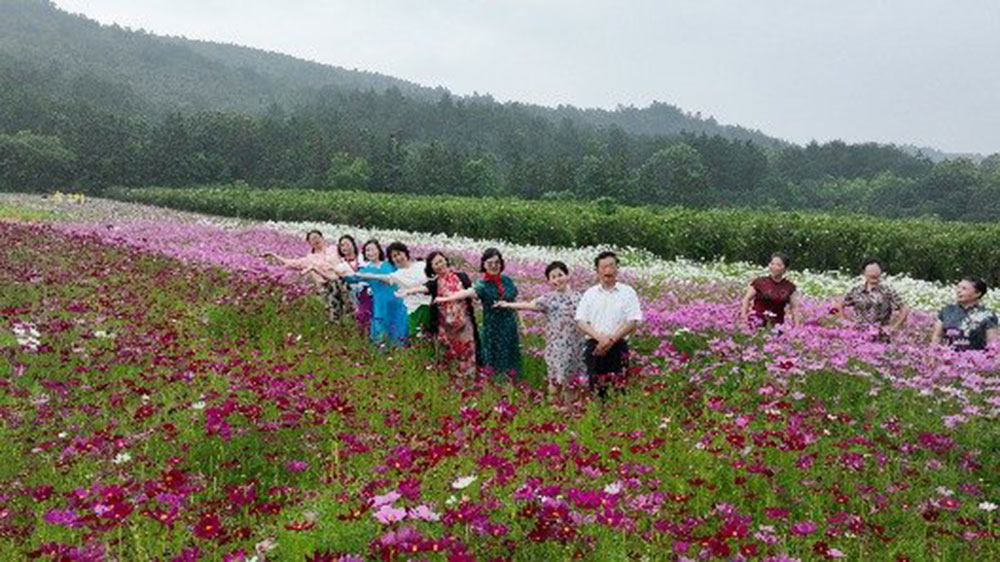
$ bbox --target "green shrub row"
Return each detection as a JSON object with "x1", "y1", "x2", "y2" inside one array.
[{"x1": 108, "y1": 185, "x2": 1000, "y2": 283}]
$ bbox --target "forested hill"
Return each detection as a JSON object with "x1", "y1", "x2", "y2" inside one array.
[
  {"x1": 0, "y1": 0, "x2": 778, "y2": 144},
  {"x1": 4, "y1": 0, "x2": 1000, "y2": 222},
  {"x1": 0, "y1": 0, "x2": 444, "y2": 113}
]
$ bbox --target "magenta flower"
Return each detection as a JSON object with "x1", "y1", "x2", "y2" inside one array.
[{"x1": 790, "y1": 520, "x2": 818, "y2": 535}]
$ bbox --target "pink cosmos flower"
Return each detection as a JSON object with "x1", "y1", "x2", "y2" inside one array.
[
  {"x1": 372, "y1": 504, "x2": 407, "y2": 525},
  {"x1": 790, "y1": 520, "x2": 818, "y2": 535}
]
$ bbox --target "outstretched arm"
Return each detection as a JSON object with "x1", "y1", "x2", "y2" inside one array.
[
  {"x1": 494, "y1": 299, "x2": 542, "y2": 312},
  {"x1": 397, "y1": 285, "x2": 430, "y2": 297},
  {"x1": 434, "y1": 288, "x2": 476, "y2": 304}
]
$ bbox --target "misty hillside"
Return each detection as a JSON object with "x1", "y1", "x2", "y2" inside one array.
[{"x1": 0, "y1": 0, "x2": 780, "y2": 144}]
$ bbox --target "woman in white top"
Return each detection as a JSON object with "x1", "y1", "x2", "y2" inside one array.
[{"x1": 350, "y1": 242, "x2": 432, "y2": 339}]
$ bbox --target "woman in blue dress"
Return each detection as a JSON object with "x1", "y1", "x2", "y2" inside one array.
[{"x1": 346, "y1": 240, "x2": 408, "y2": 348}]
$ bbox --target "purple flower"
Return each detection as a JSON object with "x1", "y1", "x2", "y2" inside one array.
[{"x1": 790, "y1": 520, "x2": 818, "y2": 535}]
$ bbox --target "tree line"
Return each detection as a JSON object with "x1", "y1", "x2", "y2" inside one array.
[{"x1": 2, "y1": 41, "x2": 1000, "y2": 221}]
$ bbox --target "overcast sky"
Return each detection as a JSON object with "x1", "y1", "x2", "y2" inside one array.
[{"x1": 54, "y1": 0, "x2": 1000, "y2": 154}]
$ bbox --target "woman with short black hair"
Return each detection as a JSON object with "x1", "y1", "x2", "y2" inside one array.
[
  {"x1": 739, "y1": 252, "x2": 800, "y2": 328},
  {"x1": 398, "y1": 251, "x2": 481, "y2": 375},
  {"x1": 932, "y1": 276, "x2": 998, "y2": 351},
  {"x1": 496, "y1": 260, "x2": 584, "y2": 402},
  {"x1": 345, "y1": 239, "x2": 408, "y2": 348}
]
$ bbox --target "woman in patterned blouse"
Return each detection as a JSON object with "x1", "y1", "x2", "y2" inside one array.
[{"x1": 932, "y1": 276, "x2": 999, "y2": 351}]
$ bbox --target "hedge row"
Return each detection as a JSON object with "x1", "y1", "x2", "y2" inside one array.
[{"x1": 107, "y1": 185, "x2": 1000, "y2": 283}]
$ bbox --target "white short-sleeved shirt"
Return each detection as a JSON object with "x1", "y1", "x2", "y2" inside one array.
[
  {"x1": 574, "y1": 282, "x2": 643, "y2": 337},
  {"x1": 392, "y1": 262, "x2": 431, "y2": 313}
]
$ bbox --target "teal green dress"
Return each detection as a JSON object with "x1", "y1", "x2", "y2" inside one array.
[{"x1": 474, "y1": 275, "x2": 522, "y2": 380}]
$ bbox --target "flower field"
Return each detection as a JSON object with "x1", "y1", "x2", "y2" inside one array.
[{"x1": 1, "y1": 194, "x2": 998, "y2": 561}]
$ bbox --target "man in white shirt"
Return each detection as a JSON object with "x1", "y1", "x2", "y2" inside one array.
[{"x1": 575, "y1": 251, "x2": 643, "y2": 398}]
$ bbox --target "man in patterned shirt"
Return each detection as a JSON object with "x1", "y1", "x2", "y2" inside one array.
[{"x1": 841, "y1": 258, "x2": 909, "y2": 337}]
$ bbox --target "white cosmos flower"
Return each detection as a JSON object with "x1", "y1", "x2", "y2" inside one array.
[
  {"x1": 979, "y1": 502, "x2": 998, "y2": 512},
  {"x1": 451, "y1": 475, "x2": 477, "y2": 490},
  {"x1": 113, "y1": 452, "x2": 132, "y2": 464}
]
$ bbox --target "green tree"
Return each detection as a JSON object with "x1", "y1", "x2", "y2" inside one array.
[
  {"x1": 0, "y1": 130, "x2": 76, "y2": 192},
  {"x1": 325, "y1": 152, "x2": 372, "y2": 190},
  {"x1": 634, "y1": 142, "x2": 708, "y2": 206}
]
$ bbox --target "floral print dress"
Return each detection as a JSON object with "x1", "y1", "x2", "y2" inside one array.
[
  {"x1": 434, "y1": 272, "x2": 478, "y2": 373},
  {"x1": 535, "y1": 290, "x2": 585, "y2": 385}
]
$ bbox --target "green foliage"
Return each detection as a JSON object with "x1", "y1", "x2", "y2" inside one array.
[
  {"x1": 324, "y1": 152, "x2": 371, "y2": 190},
  {"x1": 0, "y1": 131, "x2": 76, "y2": 192},
  {"x1": 110, "y1": 185, "x2": 1000, "y2": 283},
  {"x1": 634, "y1": 142, "x2": 708, "y2": 206}
]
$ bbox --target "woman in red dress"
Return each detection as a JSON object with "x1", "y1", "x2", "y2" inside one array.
[{"x1": 739, "y1": 252, "x2": 800, "y2": 329}]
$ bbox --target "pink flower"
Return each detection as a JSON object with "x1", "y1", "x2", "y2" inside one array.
[
  {"x1": 790, "y1": 520, "x2": 818, "y2": 535},
  {"x1": 285, "y1": 460, "x2": 309, "y2": 473},
  {"x1": 372, "y1": 491, "x2": 401, "y2": 507},
  {"x1": 372, "y1": 505, "x2": 407, "y2": 525},
  {"x1": 408, "y1": 505, "x2": 441, "y2": 521}
]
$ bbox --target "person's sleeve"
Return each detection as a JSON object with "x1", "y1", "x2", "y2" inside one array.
[
  {"x1": 574, "y1": 290, "x2": 591, "y2": 322},
  {"x1": 535, "y1": 293, "x2": 550, "y2": 312},
  {"x1": 507, "y1": 278, "x2": 518, "y2": 301},
  {"x1": 843, "y1": 288, "x2": 857, "y2": 308},
  {"x1": 472, "y1": 280, "x2": 487, "y2": 299},
  {"x1": 937, "y1": 307, "x2": 946, "y2": 322},
  {"x1": 626, "y1": 288, "x2": 643, "y2": 322},
  {"x1": 986, "y1": 312, "x2": 999, "y2": 330}
]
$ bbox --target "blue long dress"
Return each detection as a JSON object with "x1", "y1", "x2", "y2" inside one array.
[{"x1": 350, "y1": 262, "x2": 408, "y2": 347}]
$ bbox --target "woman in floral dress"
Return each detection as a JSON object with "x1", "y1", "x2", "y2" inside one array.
[
  {"x1": 399, "y1": 251, "x2": 480, "y2": 375},
  {"x1": 436, "y1": 248, "x2": 522, "y2": 381},
  {"x1": 497, "y1": 261, "x2": 584, "y2": 401}
]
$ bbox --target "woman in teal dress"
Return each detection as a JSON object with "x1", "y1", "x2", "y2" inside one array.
[
  {"x1": 435, "y1": 248, "x2": 522, "y2": 380},
  {"x1": 344, "y1": 239, "x2": 408, "y2": 348}
]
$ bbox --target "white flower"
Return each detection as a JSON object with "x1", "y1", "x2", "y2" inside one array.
[
  {"x1": 979, "y1": 502, "x2": 998, "y2": 512},
  {"x1": 445, "y1": 495, "x2": 458, "y2": 505},
  {"x1": 603, "y1": 481, "x2": 622, "y2": 494},
  {"x1": 113, "y1": 452, "x2": 132, "y2": 465},
  {"x1": 255, "y1": 538, "x2": 277, "y2": 554},
  {"x1": 191, "y1": 401, "x2": 206, "y2": 410},
  {"x1": 58, "y1": 432, "x2": 68, "y2": 438},
  {"x1": 936, "y1": 486, "x2": 954, "y2": 497},
  {"x1": 451, "y1": 475, "x2": 477, "y2": 489}
]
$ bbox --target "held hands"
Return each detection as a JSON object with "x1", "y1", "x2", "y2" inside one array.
[{"x1": 593, "y1": 334, "x2": 616, "y2": 356}]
